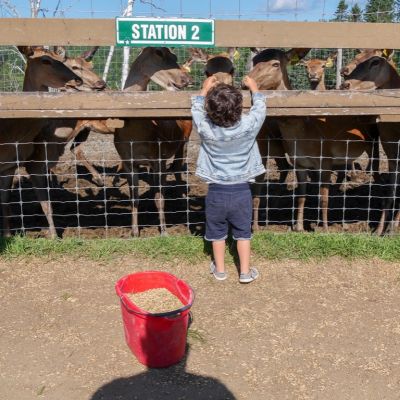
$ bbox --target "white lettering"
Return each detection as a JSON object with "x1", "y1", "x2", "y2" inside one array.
[
  {"x1": 148, "y1": 24, "x2": 157, "y2": 40},
  {"x1": 141, "y1": 24, "x2": 149, "y2": 39},
  {"x1": 164, "y1": 25, "x2": 169, "y2": 39},
  {"x1": 132, "y1": 24, "x2": 140, "y2": 40},
  {"x1": 191, "y1": 25, "x2": 200, "y2": 40},
  {"x1": 169, "y1": 25, "x2": 178, "y2": 40},
  {"x1": 155, "y1": 25, "x2": 163, "y2": 38},
  {"x1": 178, "y1": 25, "x2": 186, "y2": 40}
]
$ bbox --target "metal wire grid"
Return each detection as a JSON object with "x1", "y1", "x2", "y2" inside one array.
[
  {"x1": 7, "y1": 0, "x2": 398, "y2": 22},
  {"x1": 1, "y1": 135, "x2": 399, "y2": 238},
  {"x1": 0, "y1": 45, "x2": 399, "y2": 92}
]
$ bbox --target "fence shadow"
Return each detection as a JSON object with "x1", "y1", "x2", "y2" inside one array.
[
  {"x1": 253, "y1": 178, "x2": 383, "y2": 231},
  {"x1": 2, "y1": 168, "x2": 389, "y2": 237}
]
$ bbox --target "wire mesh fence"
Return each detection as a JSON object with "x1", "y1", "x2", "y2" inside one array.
[
  {"x1": 0, "y1": 46, "x2": 400, "y2": 92},
  {"x1": 1, "y1": 133, "x2": 400, "y2": 238},
  {"x1": 1, "y1": 16, "x2": 400, "y2": 239},
  {"x1": 1, "y1": 45, "x2": 400, "y2": 92},
  {"x1": 3, "y1": 0, "x2": 400, "y2": 23}
]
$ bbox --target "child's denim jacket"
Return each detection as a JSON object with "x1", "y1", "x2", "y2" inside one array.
[{"x1": 191, "y1": 92, "x2": 267, "y2": 184}]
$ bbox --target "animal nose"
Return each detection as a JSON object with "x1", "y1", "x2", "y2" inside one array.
[
  {"x1": 95, "y1": 79, "x2": 107, "y2": 90},
  {"x1": 340, "y1": 81, "x2": 350, "y2": 90},
  {"x1": 340, "y1": 67, "x2": 349, "y2": 77},
  {"x1": 74, "y1": 77, "x2": 83, "y2": 86},
  {"x1": 183, "y1": 74, "x2": 194, "y2": 87}
]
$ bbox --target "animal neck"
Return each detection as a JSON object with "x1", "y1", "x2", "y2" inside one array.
[
  {"x1": 385, "y1": 65, "x2": 400, "y2": 89},
  {"x1": 310, "y1": 79, "x2": 325, "y2": 91},
  {"x1": 123, "y1": 59, "x2": 150, "y2": 91},
  {"x1": 280, "y1": 71, "x2": 292, "y2": 90},
  {"x1": 23, "y1": 65, "x2": 48, "y2": 92},
  {"x1": 123, "y1": 78, "x2": 149, "y2": 91}
]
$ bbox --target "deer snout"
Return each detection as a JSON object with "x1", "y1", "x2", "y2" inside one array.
[
  {"x1": 94, "y1": 79, "x2": 107, "y2": 90},
  {"x1": 340, "y1": 81, "x2": 351, "y2": 90},
  {"x1": 340, "y1": 67, "x2": 350, "y2": 77},
  {"x1": 66, "y1": 77, "x2": 83, "y2": 89},
  {"x1": 182, "y1": 73, "x2": 194, "y2": 88}
]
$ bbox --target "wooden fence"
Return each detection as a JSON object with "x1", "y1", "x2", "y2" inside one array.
[{"x1": 0, "y1": 18, "x2": 400, "y2": 119}]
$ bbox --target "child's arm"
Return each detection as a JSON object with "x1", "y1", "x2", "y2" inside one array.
[
  {"x1": 191, "y1": 76, "x2": 217, "y2": 136},
  {"x1": 242, "y1": 76, "x2": 266, "y2": 134}
]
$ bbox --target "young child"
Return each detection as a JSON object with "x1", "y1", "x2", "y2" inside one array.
[{"x1": 191, "y1": 75, "x2": 266, "y2": 283}]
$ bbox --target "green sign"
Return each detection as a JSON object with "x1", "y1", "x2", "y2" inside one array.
[{"x1": 116, "y1": 17, "x2": 215, "y2": 47}]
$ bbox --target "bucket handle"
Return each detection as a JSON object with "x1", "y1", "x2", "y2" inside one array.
[{"x1": 120, "y1": 294, "x2": 192, "y2": 318}]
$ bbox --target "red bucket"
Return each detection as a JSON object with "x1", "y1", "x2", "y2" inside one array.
[{"x1": 115, "y1": 271, "x2": 194, "y2": 368}]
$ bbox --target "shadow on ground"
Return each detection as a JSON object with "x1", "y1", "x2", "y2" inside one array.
[{"x1": 90, "y1": 347, "x2": 236, "y2": 400}]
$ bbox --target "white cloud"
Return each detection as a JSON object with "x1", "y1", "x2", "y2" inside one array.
[{"x1": 269, "y1": 0, "x2": 308, "y2": 12}]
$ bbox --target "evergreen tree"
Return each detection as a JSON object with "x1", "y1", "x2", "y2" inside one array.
[
  {"x1": 349, "y1": 3, "x2": 363, "y2": 21},
  {"x1": 333, "y1": 0, "x2": 349, "y2": 21},
  {"x1": 395, "y1": 0, "x2": 400, "y2": 20},
  {"x1": 364, "y1": 0, "x2": 394, "y2": 22}
]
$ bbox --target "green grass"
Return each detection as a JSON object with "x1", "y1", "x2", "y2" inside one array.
[{"x1": 0, "y1": 232, "x2": 400, "y2": 262}]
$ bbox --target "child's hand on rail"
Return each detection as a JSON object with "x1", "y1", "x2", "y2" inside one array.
[{"x1": 200, "y1": 76, "x2": 218, "y2": 96}]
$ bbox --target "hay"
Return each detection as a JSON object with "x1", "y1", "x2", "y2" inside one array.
[{"x1": 127, "y1": 288, "x2": 184, "y2": 314}]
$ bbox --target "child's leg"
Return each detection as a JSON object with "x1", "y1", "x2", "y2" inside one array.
[
  {"x1": 212, "y1": 240, "x2": 226, "y2": 273},
  {"x1": 236, "y1": 239, "x2": 250, "y2": 275}
]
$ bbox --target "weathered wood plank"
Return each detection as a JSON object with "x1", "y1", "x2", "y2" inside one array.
[
  {"x1": 0, "y1": 90, "x2": 400, "y2": 118},
  {"x1": 0, "y1": 19, "x2": 399, "y2": 49},
  {"x1": 215, "y1": 21, "x2": 400, "y2": 49}
]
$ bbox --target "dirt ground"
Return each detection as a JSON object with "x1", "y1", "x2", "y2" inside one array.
[{"x1": 1, "y1": 254, "x2": 400, "y2": 400}]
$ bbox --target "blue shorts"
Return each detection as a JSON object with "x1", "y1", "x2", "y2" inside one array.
[{"x1": 205, "y1": 183, "x2": 252, "y2": 241}]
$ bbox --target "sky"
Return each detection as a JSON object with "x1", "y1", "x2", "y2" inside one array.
[{"x1": 3, "y1": 0, "x2": 368, "y2": 20}]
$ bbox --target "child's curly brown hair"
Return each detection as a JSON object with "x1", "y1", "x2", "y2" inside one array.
[{"x1": 205, "y1": 83, "x2": 243, "y2": 127}]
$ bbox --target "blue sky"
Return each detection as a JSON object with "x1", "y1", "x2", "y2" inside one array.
[{"x1": 3, "y1": 0, "x2": 367, "y2": 20}]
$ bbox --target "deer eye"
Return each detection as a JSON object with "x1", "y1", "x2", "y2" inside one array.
[
  {"x1": 371, "y1": 59, "x2": 381, "y2": 67},
  {"x1": 41, "y1": 56, "x2": 53, "y2": 65},
  {"x1": 272, "y1": 62, "x2": 280, "y2": 68}
]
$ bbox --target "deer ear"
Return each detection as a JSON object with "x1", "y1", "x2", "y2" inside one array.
[
  {"x1": 382, "y1": 49, "x2": 394, "y2": 60},
  {"x1": 18, "y1": 46, "x2": 34, "y2": 57},
  {"x1": 297, "y1": 59, "x2": 307, "y2": 67},
  {"x1": 53, "y1": 46, "x2": 66, "y2": 60},
  {"x1": 82, "y1": 46, "x2": 99, "y2": 61},
  {"x1": 181, "y1": 63, "x2": 191, "y2": 73},
  {"x1": 325, "y1": 58, "x2": 334, "y2": 68},
  {"x1": 286, "y1": 48, "x2": 311, "y2": 65},
  {"x1": 227, "y1": 47, "x2": 240, "y2": 62}
]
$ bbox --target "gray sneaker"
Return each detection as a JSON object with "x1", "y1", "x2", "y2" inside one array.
[
  {"x1": 239, "y1": 267, "x2": 259, "y2": 283},
  {"x1": 210, "y1": 261, "x2": 227, "y2": 281}
]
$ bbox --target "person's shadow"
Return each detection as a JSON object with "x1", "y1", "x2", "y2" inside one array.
[{"x1": 90, "y1": 345, "x2": 236, "y2": 400}]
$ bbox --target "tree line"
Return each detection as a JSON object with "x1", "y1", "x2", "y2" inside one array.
[{"x1": 333, "y1": 0, "x2": 400, "y2": 22}]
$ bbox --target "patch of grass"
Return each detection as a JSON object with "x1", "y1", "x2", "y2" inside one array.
[
  {"x1": 187, "y1": 328, "x2": 206, "y2": 343},
  {"x1": 0, "y1": 232, "x2": 400, "y2": 262},
  {"x1": 252, "y1": 232, "x2": 400, "y2": 261},
  {"x1": 61, "y1": 293, "x2": 72, "y2": 301},
  {"x1": 37, "y1": 385, "x2": 45, "y2": 396}
]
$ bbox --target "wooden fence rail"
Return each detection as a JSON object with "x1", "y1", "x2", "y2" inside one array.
[
  {"x1": 0, "y1": 19, "x2": 400, "y2": 120},
  {"x1": 0, "y1": 90, "x2": 399, "y2": 119},
  {"x1": 0, "y1": 19, "x2": 400, "y2": 49}
]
